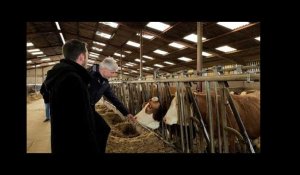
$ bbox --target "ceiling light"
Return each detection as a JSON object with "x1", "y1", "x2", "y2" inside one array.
[
  {"x1": 134, "y1": 59, "x2": 145, "y2": 63},
  {"x1": 136, "y1": 33, "x2": 155, "y2": 40},
  {"x1": 215, "y1": 45, "x2": 237, "y2": 53},
  {"x1": 143, "y1": 55, "x2": 154, "y2": 60},
  {"x1": 55, "y1": 22, "x2": 61, "y2": 30},
  {"x1": 89, "y1": 52, "x2": 99, "y2": 56},
  {"x1": 217, "y1": 22, "x2": 250, "y2": 30},
  {"x1": 114, "y1": 53, "x2": 125, "y2": 57},
  {"x1": 99, "y1": 22, "x2": 119, "y2": 28},
  {"x1": 59, "y1": 32, "x2": 65, "y2": 44},
  {"x1": 27, "y1": 42, "x2": 34, "y2": 47},
  {"x1": 27, "y1": 49, "x2": 40, "y2": 52},
  {"x1": 154, "y1": 64, "x2": 164, "y2": 68},
  {"x1": 126, "y1": 41, "x2": 140, "y2": 48},
  {"x1": 96, "y1": 31, "x2": 111, "y2": 39},
  {"x1": 169, "y1": 42, "x2": 186, "y2": 49},
  {"x1": 93, "y1": 41, "x2": 106, "y2": 46},
  {"x1": 153, "y1": 49, "x2": 169, "y2": 55},
  {"x1": 164, "y1": 61, "x2": 175, "y2": 65},
  {"x1": 183, "y1": 33, "x2": 206, "y2": 43},
  {"x1": 92, "y1": 47, "x2": 103, "y2": 52},
  {"x1": 41, "y1": 58, "x2": 51, "y2": 61},
  {"x1": 31, "y1": 51, "x2": 44, "y2": 55},
  {"x1": 146, "y1": 22, "x2": 170, "y2": 31},
  {"x1": 178, "y1": 57, "x2": 193, "y2": 62},
  {"x1": 202, "y1": 51, "x2": 212, "y2": 57}
]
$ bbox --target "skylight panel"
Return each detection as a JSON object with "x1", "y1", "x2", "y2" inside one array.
[
  {"x1": 93, "y1": 41, "x2": 106, "y2": 46},
  {"x1": 136, "y1": 33, "x2": 155, "y2": 39},
  {"x1": 143, "y1": 55, "x2": 154, "y2": 60},
  {"x1": 27, "y1": 42, "x2": 34, "y2": 47},
  {"x1": 154, "y1": 64, "x2": 164, "y2": 68},
  {"x1": 217, "y1": 22, "x2": 250, "y2": 30},
  {"x1": 99, "y1": 22, "x2": 119, "y2": 28},
  {"x1": 164, "y1": 61, "x2": 175, "y2": 65},
  {"x1": 178, "y1": 57, "x2": 193, "y2": 62},
  {"x1": 169, "y1": 42, "x2": 185, "y2": 49},
  {"x1": 202, "y1": 51, "x2": 212, "y2": 57},
  {"x1": 96, "y1": 31, "x2": 111, "y2": 39},
  {"x1": 126, "y1": 41, "x2": 140, "y2": 48},
  {"x1": 146, "y1": 22, "x2": 170, "y2": 31},
  {"x1": 215, "y1": 45, "x2": 237, "y2": 53},
  {"x1": 183, "y1": 33, "x2": 206, "y2": 43},
  {"x1": 153, "y1": 49, "x2": 169, "y2": 55}
]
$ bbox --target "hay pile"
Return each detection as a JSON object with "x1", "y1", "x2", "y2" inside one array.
[{"x1": 95, "y1": 104, "x2": 177, "y2": 153}]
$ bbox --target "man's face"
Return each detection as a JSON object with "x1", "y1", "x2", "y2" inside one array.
[{"x1": 102, "y1": 68, "x2": 118, "y2": 79}]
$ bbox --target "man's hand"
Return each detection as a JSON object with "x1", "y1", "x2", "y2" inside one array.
[{"x1": 127, "y1": 114, "x2": 137, "y2": 122}]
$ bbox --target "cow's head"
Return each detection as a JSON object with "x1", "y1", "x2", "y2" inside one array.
[
  {"x1": 163, "y1": 93, "x2": 178, "y2": 125},
  {"x1": 134, "y1": 97, "x2": 161, "y2": 129},
  {"x1": 145, "y1": 97, "x2": 160, "y2": 114}
]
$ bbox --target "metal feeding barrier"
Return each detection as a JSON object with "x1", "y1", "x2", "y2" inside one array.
[{"x1": 109, "y1": 73, "x2": 260, "y2": 153}]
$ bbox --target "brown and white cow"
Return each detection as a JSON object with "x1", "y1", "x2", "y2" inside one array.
[
  {"x1": 164, "y1": 92, "x2": 260, "y2": 139},
  {"x1": 134, "y1": 97, "x2": 161, "y2": 129}
]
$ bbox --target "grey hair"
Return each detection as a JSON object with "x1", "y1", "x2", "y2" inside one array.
[{"x1": 99, "y1": 57, "x2": 119, "y2": 71}]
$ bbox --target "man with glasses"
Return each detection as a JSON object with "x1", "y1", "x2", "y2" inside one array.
[{"x1": 88, "y1": 56, "x2": 135, "y2": 153}]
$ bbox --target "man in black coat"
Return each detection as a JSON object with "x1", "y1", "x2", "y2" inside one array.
[
  {"x1": 44, "y1": 39, "x2": 99, "y2": 154},
  {"x1": 88, "y1": 57, "x2": 134, "y2": 153}
]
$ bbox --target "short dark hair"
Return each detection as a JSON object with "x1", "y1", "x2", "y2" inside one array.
[{"x1": 62, "y1": 39, "x2": 87, "y2": 61}]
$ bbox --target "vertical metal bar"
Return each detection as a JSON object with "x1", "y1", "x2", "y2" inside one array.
[
  {"x1": 213, "y1": 81, "x2": 222, "y2": 153},
  {"x1": 182, "y1": 86, "x2": 190, "y2": 153},
  {"x1": 205, "y1": 81, "x2": 215, "y2": 153},
  {"x1": 34, "y1": 65, "x2": 37, "y2": 92},
  {"x1": 179, "y1": 84, "x2": 186, "y2": 152},
  {"x1": 218, "y1": 82, "x2": 229, "y2": 152},
  {"x1": 120, "y1": 48, "x2": 123, "y2": 80},
  {"x1": 197, "y1": 22, "x2": 203, "y2": 92},
  {"x1": 176, "y1": 82, "x2": 185, "y2": 152},
  {"x1": 224, "y1": 88, "x2": 255, "y2": 153},
  {"x1": 139, "y1": 29, "x2": 143, "y2": 79},
  {"x1": 186, "y1": 84, "x2": 210, "y2": 147},
  {"x1": 185, "y1": 83, "x2": 195, "y2": 153}
]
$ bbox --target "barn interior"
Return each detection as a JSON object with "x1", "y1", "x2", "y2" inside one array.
[{"x1": 27, "y1": 22, "x2": 260, "y2": 153}]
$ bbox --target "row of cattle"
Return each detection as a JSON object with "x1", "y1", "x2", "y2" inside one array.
[{"x1": 134, "y1": 87, "x2": 260, "y2": 153}]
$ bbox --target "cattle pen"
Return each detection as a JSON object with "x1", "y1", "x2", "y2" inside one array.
[{"x1": 107, "y1": 73, "x2": 260, "y2": 153}]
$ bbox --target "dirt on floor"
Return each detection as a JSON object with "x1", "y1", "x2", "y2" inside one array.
[{"x1": 96, "y1": 104, "x2": 177, "y2": 153}]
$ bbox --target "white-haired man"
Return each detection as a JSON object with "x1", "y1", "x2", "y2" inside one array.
[{"x1": 88, "y1": 56, "x2": 134, "y2": 153}]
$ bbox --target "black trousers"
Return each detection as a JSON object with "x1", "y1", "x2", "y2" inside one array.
[{"x1": 93, "y1": 111, "x2": 111, "y2": 153}]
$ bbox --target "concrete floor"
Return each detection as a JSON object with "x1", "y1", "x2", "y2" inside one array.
[{"x1": 27, "y1": 98, "x2": 51, "y2": 153}]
